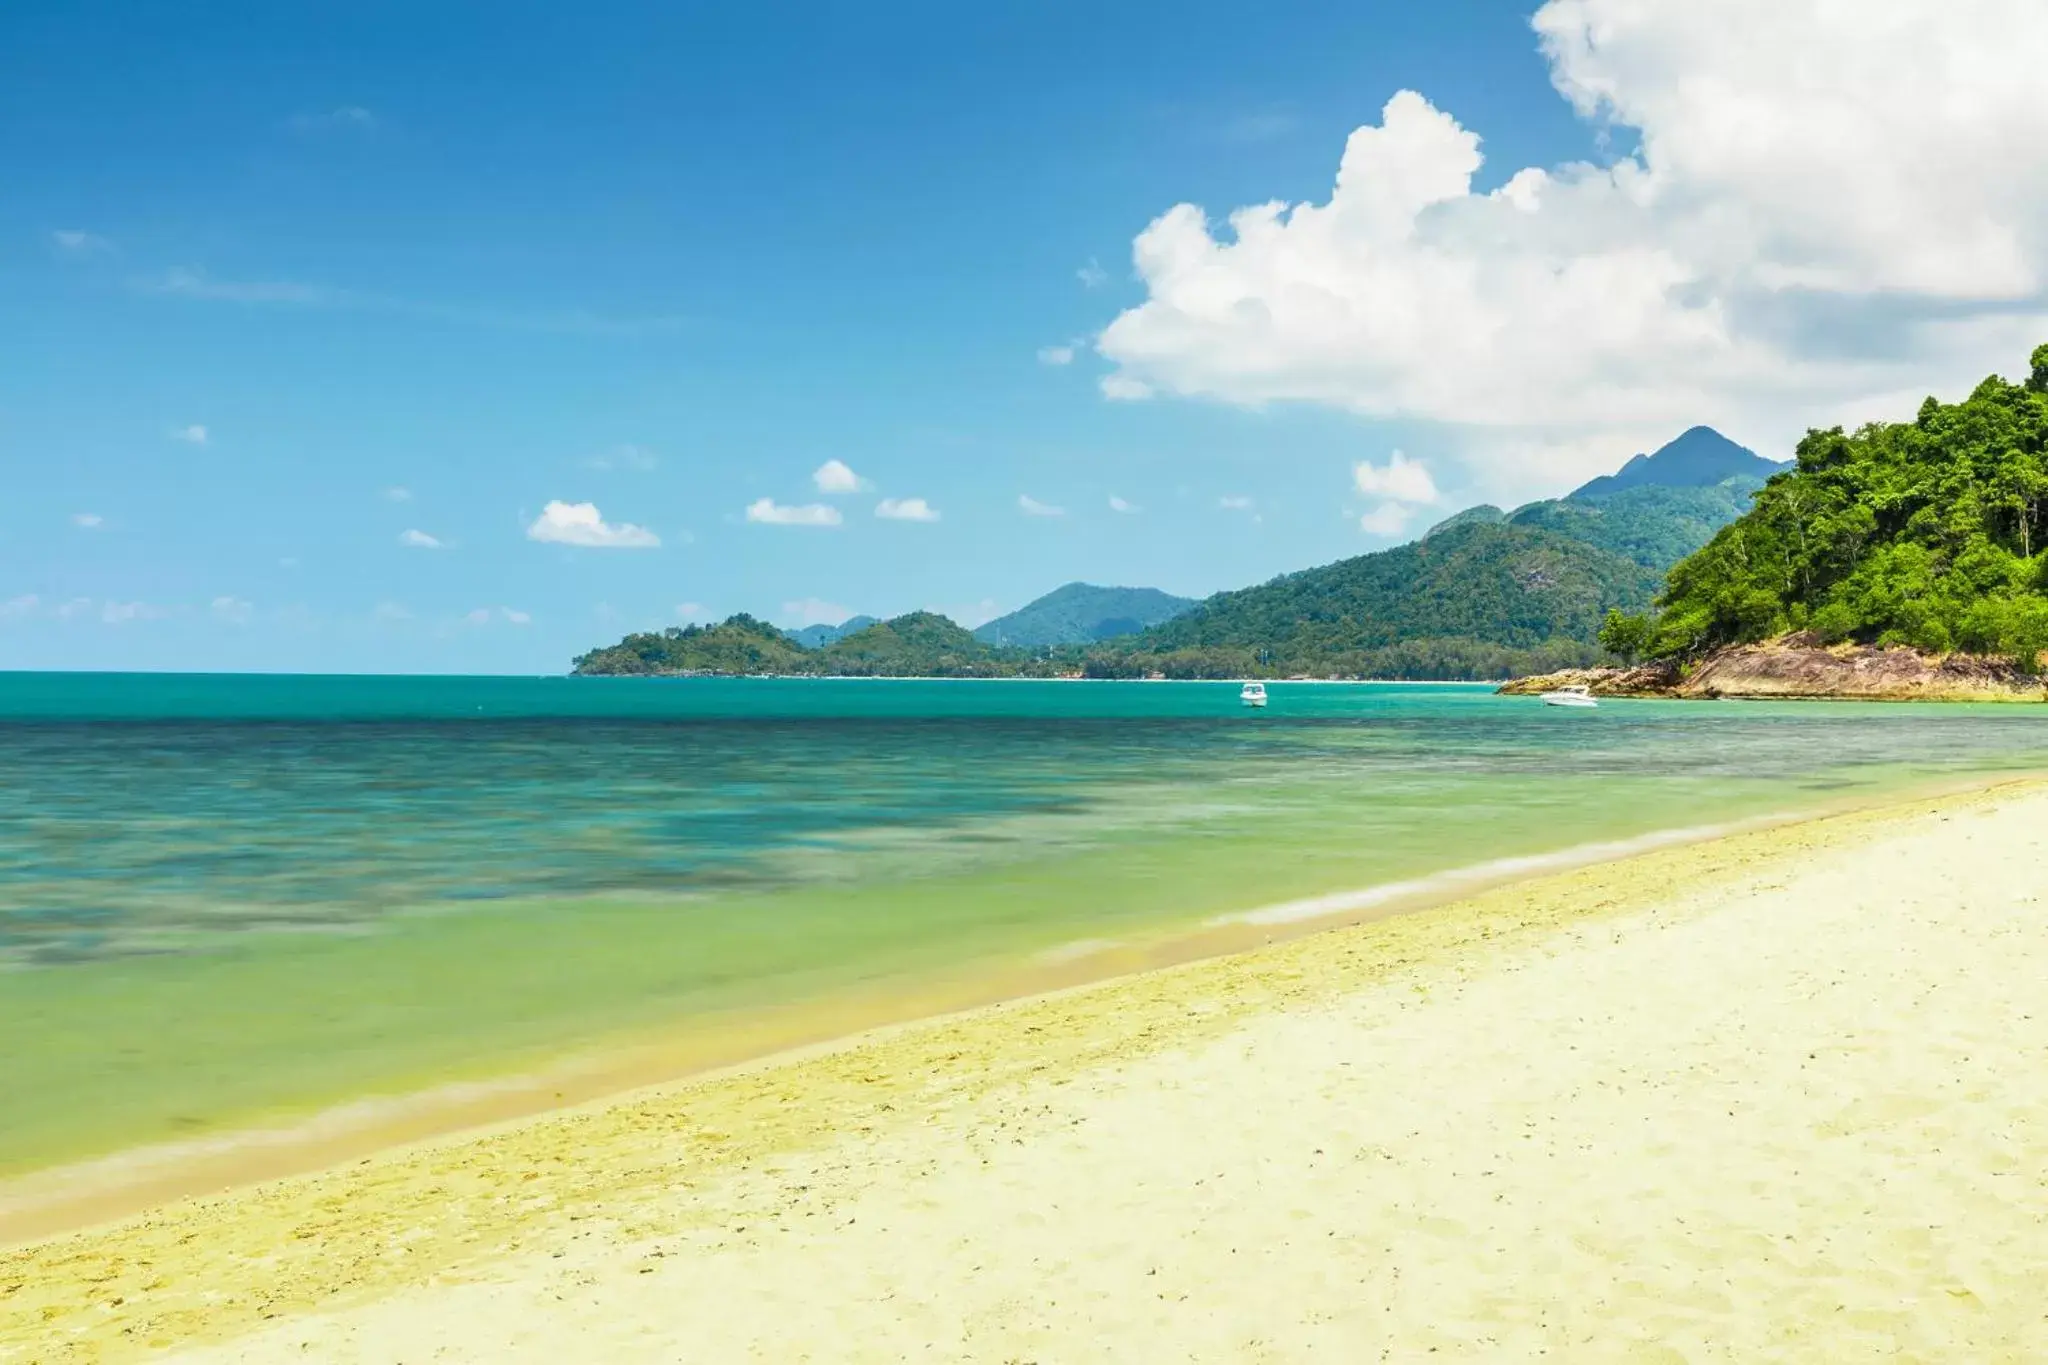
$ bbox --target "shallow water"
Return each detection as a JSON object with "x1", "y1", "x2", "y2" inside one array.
[{"x1": 3, "y1": 673, "x2": 2045, "y2": 1173}]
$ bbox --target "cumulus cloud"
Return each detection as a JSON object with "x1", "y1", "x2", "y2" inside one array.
[
  {"x1": 1, "y1": 594, "x2": 39, "y2": 619},
  {"x1": 1018, "y1": 494, "x2": 1065, "y2": 517},
  {"x1": 1108, "y1": 495, "x2": 1140, "y2": 514},
  {"x1": 172, "y1": 424, "x2": 208, "y2": 445},
  {"x1": 211, "y1": 596, "x2": 253, "y2": 624},
  {"x1": 527, "y1": 500, "x2": 660, "y2": 548},
  {"x1": 399, "y1": 529, "x2": 444, "y2": 549},
  {"x1": 72, "y1": 512, "x2": 103, "y2": 529},
  {"x1": 384, "y1": 486, "x2": 412, "y2": 502},
  {"x1": 875, "y1": 497, "x2": 940, "y2": 522},
  {"x1": 1352, "y1": 450, "x2": 1439, "y2": 505},
  {"x1": 813, "y1": 459, "x2": 864, "y2": 494},
  {"x1": 782, "y1": 598, "x2": 852, "y2": 628},
  {"x1": 1096, "y1": 0, "x2": 2048, "y2": 493},
  {"x1": 674, "y1": 601, "x2": 709, "y2": 622},
  {"x1": 501, "y1": 607, "x2": 532, "y2": 626},
  {"x1": 746, "y1": 498, "x2": 842, "y2": 527},
  {"x1": 1077, "y1": 258, "x2": 1109, "y2": 289},
  {"x1": 1358, "y1": 504, "x2": 1413, "y2": 537},
  {"x1": 1037, "y1": 344, "x2": 1076, "y2": 366}
]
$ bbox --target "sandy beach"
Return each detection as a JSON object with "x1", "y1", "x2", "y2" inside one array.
[{"x1": 9, "y1": 780, "x2": 2048, "y2": 1362}]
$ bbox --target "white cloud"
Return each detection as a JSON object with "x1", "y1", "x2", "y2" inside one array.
[
  {"x1": 72, "y1": 512, "x2": 103, "y2": 529},
  {"x1": 211, "y1": 596, "x2": 253, "y2": 624},
  {"x1": 384, "y1": 486, "x2": 412, "y2": 502},
  {"x1": 55, "y1": 597, "x2": 93, "y2": 620},
  {"x1": 585, "y1": 444, "x2": 658, "y2": 472},
  {"x1": 1218, "y1": 495, "x2": 1255, "y2": 511},
  {"x1": 674, "y1": 601, "x2": 709, "y2": 622},
  {"x1": 875, "y1": 497, "x2": 940, "y2": 522},
  {"x1": 781, "y1": 598, "x2": 853, "y2": 628},
  {"x1": 1352, "y1": 450, "x2": 1439, "y2": 505},
  {"x1": 463, "y1": 607, "x2": 492, "y2": 627},
  {"x1": 1037, "y1": 344, "x2": 1076, "y2": 367},
  {"x1": 100, "y1": 601, "x2": 163, "y2": 625},
  {"x1": 1, "y1": 594, "x2": 39, "y2": 619},
  {"x1": 1099, "y1": 374, "x2": 1153, "y2": 401},
  {"x1": 501, "y1": 607, "x2": 532, "y2": 626},
  {"x1": 1108, "y1": 494, "x2": 1140, "y2": 514},
  {"x1": 1096, "y1": 1, "x2": 2048, "y2": 492},
  {"x1": 172, "y1": 424, "x2": 208, "y2": 445},
  {"x1": 1358, "y1": 504, "x2": 1413, "y2": 536},
  {"x1": 1077, "y1": 258, "x2": 1109, "y2": 289},
  {"x1": 51, "y1": 229, "x2": 114, "y2": 258},
  {"x1": 527, "y1": 500, "x2": 661, "y2": 548},
  {"x1": 398, "y1": 529, "x2": 443, "y2": 549},
  {"x1": 1018, "y1": 494, "x2": 1065, "y2": 517},
  {"x1": 746, "y1": 497, "x2": 842, "y2": 527},
  {"x1": 813, "y1": 459, "x2": 864, "y2": 494}
]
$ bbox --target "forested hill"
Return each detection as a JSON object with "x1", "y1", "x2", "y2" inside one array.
[
  {"x1": 1611, "y1": 343, "x2": 2048, "y2": 671},
  {"x1": 973, "y1": 583, "x2": 1194, "y2": 647},
  {"x1": 1102, "y1": 520, "x2": 1661, "y2": 679}
]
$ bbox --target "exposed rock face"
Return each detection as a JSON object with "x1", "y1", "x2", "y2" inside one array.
[{"x1": 1501, "y1": 639, "x2": 2046, "y2": 702}]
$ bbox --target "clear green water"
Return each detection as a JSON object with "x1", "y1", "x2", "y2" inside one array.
[{"x1": 3, "y1": 673, "x2": 2045, "y2": 1175}]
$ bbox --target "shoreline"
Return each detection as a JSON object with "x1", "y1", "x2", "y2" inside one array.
[
  {"x1": 2, "y1": 772, "x2": 2034, "y2": 1257},
  {"x1": 12, "y1": 775, "x2": 2048, "y2": 1360}
]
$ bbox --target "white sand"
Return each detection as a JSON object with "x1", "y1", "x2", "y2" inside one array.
[{"x1": 14, "y1": 786, "x2": 2048, "y2": 1362}]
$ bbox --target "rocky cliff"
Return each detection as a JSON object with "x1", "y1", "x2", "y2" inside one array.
[{"x1": 1500, "y1": 638, "x2": 2046, "y2": 702}]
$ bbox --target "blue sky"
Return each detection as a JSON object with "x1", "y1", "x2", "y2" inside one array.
[{"x1": 8, "y1": 0, "x2": 2041, "y2": 672}]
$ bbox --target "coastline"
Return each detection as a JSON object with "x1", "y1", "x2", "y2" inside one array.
[
  {"x1": 0, "y1": 773, "x2": 2005, "y2": 1250},
  {"x1": 11, "y1": 774, "x2": 2048, "y2": 1361}
]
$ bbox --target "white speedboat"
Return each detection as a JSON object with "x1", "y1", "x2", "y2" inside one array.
[
  {"x1": 1540, "y1": 684, "x2": 1598, "y2": 709},
  {"x1": 1240, "y1": 681, "x2": 1268, "y2": 708}
]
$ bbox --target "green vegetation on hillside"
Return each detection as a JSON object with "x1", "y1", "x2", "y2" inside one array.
[
  {"x1": 973, "y1": 583, "x2": 1195, "y2": 647},
  {"x1": 572, "y1": 614, "x2": 813, "y2": 676},
  {"x1": 1505, "y1": 481, "x2": 1763, "y2": 570},
  {"x1": 1098, "y1": 521, "x2": 1660, "y2": 678},
  {"x1": 1611, "y1": 344, "x2": 2048, "y2": 671}
]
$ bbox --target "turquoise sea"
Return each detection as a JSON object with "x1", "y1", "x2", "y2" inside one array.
[{"x1": 4, "y1": 672, "x2": 2047, "y2": 1175}]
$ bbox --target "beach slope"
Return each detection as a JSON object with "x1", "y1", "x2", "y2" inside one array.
[{"x1": 10, "y1": 784, "x2": 2048, "y2": 1362}]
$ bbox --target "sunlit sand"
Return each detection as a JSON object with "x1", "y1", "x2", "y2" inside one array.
[{"x1": 10, "y1": 782, "x2": 2048, "y2": 1362}]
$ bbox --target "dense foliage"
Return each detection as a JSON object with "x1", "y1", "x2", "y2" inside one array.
[
  {"x1": 1505, "y1": 482, "x2": 1762, "y2": 570},
  {"x1": 1617, "y1": 345, "x2": 2048, "y2": 671},
  {"x1": 973, "y1": 583, "x2": 1195, "y2": 647},
  {"x1": 1114, "y1": 521, "x2": 1660, "y2": 672}
]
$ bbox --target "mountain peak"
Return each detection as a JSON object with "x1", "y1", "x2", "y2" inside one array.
[
  {"x1": 1568, "y1": 427, "x2": 1783, "y2": 500},
  {"x1": 974, "y1": 583, "x2": 1195, "y2": 647}
]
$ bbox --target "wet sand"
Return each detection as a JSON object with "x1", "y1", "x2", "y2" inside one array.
[{"x1": 8, "y1": 781, "x2": 2048, "y2": 1362}]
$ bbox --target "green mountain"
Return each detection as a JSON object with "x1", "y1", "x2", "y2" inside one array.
[
  {"x1": 1622, "y1": 344, "x2": 2048, "y2": 670},
  {"x1": 574, "y1": 610, "x2": 1022, "y2": 677},
  {"x1": 1503, "y1": 481, "x2": 1764, "y2": 570},
  {"x1": 785, "y1": 615, "x2": 877, "y2": 649},
  {"x1": 572, "y1": 614, "x2": 811, "y2": 675},
  {"x1": 1570, "y1": 426, "x2": 1782, "y2": 499},
  {"x1": 816, "y1": 612, "x2": 1011, "y2": 676},
  {"x1": 1100, "y1": 520, "x2": 1661, "y2": 679},
  {"x1": 974, "y1": 583, "x2": 1195, "y2": 647}
]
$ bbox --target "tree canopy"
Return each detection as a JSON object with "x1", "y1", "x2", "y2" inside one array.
[{"x1": 1623, "y1": 344, "x2": 2048, "y2": 671}]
